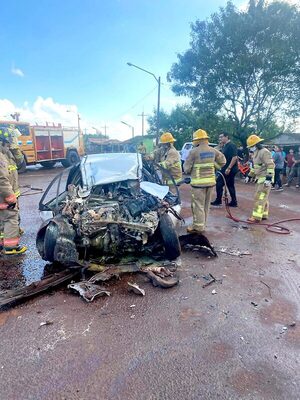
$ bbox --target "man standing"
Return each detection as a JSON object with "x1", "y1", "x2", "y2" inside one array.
[
  {"x1": 245, "y1": 134, "x2": 275, "y2": 222},
  {"x1": 0, "y1": 129, "x2": 27, "y2": 255},
  {"x1": 211, "y1": 132, "x2": 238, "y2": 207},
  {"x1": 285, "y1": 147, "x2": 300, "y2": 188},
  {"x1": 272, "y1": 145, "x2": 284, "y2": 191},
  {"x1": 184, "y1": 129, "x2": 226, "y2": 233}
]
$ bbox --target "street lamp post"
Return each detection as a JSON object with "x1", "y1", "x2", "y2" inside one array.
[
  {"x1": 121, "y1": 121, "x2": 134, "y2": 139},
  {"x1": 66, "y1": 110, "x2": 81, "y2": 134},
  {"x1": 127, "y1": 62, "x2": 161, "y2": 145}
]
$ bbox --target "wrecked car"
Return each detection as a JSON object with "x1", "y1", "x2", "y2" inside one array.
[{"x1": 36, "y1": 153, "x2": 182, "y2": 266}]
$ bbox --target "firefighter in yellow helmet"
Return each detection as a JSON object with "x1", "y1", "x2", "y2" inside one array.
[
  {"x1": 184, "y1": 129, "x2": 226, "y2": 233},
  {"x1": 144, "y1": 132, "x2": 182, "y2": 193},
  {"x1": 0, "y1": 128, "x2": 27, "y2": 255},
  {"x1": 154, "y1": 132, "x2": 182, "y2": 194},
  {"x1": 245, "y1": 134, "x2": 274, "y2": 222}
]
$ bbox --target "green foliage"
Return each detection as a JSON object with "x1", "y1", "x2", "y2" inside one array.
[
  {"x1": 168, "y1": 0, "x2": 300, "y2": 147},
  {"x1": 147, "y1": 105, "x2": 236, "y2": 148}
]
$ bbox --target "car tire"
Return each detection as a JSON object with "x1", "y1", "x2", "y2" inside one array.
[
  {"x1": 40, "y1": 161, "x2": 56, "y2": 168},
  {"x1": 61, "y1": 150, "x2": 80, "y2": 167},
  {"x1": 43, "y1": 222, "x2": 59, "y2": 262},
  {"x1": 159, "y1": 213, "x2": 181, "y2": 260}
]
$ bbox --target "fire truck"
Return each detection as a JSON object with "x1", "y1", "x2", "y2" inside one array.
[{"x1": 0, "y1": 121, "x2": 85, "y2": 170}]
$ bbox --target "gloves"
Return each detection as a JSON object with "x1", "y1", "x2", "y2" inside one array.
[
  {"x1": 244, "y1": 176, "x2": 250, "y2": 184},
  {"x1": 7, "y1": 203, "x2": 16, "y2": 209}
]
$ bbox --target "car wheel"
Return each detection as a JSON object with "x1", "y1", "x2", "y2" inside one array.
[
  {"x1": 40, "y1": 161, "x2": 56, "y2": 168},
  {"x1": 159, "y1": 213, "x2": 181, "y2": 260},
  {"x1": 43, "y1": 222, "x2": 59, "y2": 262}
]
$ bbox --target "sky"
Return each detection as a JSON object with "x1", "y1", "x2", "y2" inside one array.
[{"x1": 0, "y1": 0, "x2": 256, "y2": 140}]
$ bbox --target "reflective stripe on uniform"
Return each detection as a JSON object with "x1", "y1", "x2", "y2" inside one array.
[
  {"x1": 166, "y1": 178, "x2": 182, "y2": 185},
  {"x1": 257, "y1": 177, "x2": 265, "y2": 184},
  {"x1": 191, "y1": 163, "x2": 215, "y2": 186},
  {"x1": 8, "y1": 164, "x2": 17, "y2": 172},
  {"x1": 196, "y1": 162, "x2": 215, "y2": 168},
  {"x1": 14, "y1": 190, "x2": 21, "y2": 198},
  {"x1": 191, "y1": 177, "x2": 216, "y2": 185},
  {"x1": 259, "y1": 192, "x2": 265, "y2": 200}
]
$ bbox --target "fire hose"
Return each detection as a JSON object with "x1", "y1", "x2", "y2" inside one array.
[{"x1": 217, "y1": 171, "x2": 300, "y2": 235}]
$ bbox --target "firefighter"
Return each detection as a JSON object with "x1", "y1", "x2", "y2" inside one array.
[
  {"x1": 245, "y1": 134, "x2": 275, "y2": 222},
  {"x1": 184, "y1": 129, "x2": 226, "y2": 233},
  {"x1": 157, "y1": 132, "x2": 182, "y2": 194},
  {"x1": 0, "y1": 129, "x2": 27, "y2": 255}
]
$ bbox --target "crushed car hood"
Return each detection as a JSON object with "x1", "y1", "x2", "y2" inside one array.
[{"x1": 80, "y1": 153, "x2": 142, "y2": 189}]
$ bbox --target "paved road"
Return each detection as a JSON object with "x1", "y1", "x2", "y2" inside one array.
[{"x1": 0, "y1": 166, "x2": 299, "y2": 400}]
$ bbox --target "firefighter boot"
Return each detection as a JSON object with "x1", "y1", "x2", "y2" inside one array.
[{"x1": 3, "y1": 245, "x2": 27, "y2": 255}]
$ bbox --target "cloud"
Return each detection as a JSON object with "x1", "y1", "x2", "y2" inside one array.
[
  {"x1": 11, "y1": 66, "x2": 25, "y2": 78},
  {"x1": 0, "y1": 96, "x2": 146, "y2": 141}
]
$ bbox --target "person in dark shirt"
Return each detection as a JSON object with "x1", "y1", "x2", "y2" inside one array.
[{"x1": 211, "y1": 132, "x2": 238, "y2": 207}]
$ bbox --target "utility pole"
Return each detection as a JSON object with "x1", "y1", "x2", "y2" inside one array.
[
  {"x1": 102, "y1": 125, "x2": 108, "y2": 138},
  {"x1": 138, "y1": 111, "x2": 149, "y2": 137}
]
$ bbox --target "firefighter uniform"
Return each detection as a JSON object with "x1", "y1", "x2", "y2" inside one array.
[
  {"x1": 184, "y1": 129, "x2": 226, "y2": 233},
  {"x1": 247, "y1": 135, "x2": 274, "y2": 221},
  {"x1": 0, "y1": 130, "x2": 26, "y2": 254},
  {"x1": 147, "y1": 133, "x2": 182, "y2": 194}
]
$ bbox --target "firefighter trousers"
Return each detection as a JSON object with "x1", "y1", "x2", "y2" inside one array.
[
  {"x1": 252, "y1": 183, "x2": 271, "y2": 221},
  {"x1": 191, "y1": 186, "x2": 214, "y2": 232},
  {"x1": 0, "y1": 206, "x2": 20, "y2": 248}
]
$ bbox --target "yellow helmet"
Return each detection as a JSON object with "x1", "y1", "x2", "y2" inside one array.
[
  {"x1": 246, "y1": 134, "x2": 264, "y2": 148},
  {"x1": 193, "y1": 129, "x2": 209, "y2": 143},
  {"x1": 160, "y1": 132, "x2": 176, "y2": 144}
]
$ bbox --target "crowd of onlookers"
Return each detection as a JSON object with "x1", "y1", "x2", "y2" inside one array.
[
  {"x1": 237, "y1": 144, "x2": 300, "y2": 191},
  {"x1": 269, "y1": 145, "x2": 300, "y2": 190}
]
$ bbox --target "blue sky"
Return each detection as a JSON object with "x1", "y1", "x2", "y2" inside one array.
[{"x1": 0, "y1": 0, "x2": 244, "y2": 139}]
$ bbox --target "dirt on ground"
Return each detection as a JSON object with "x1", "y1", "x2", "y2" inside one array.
[{"x1": 0, "y1": 165, "x2": 299, "y2": 400}]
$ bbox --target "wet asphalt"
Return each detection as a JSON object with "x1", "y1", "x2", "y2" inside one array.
[{"x1": 0, "y1": 165, "x2": 300, "y2": 400}]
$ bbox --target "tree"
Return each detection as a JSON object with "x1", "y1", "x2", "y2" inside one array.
[
  {"x1": 168, "y1": 0, "x2": 300, "y2": 147},
  {"x1": 147, "y1": 105, "x2": 235, "y2": 148}
]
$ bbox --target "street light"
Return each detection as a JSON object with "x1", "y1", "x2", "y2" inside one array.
[
  {"x1": 66, "y1": 110, "x2": 81, "y2": 134},
  {"x1": 121, "y1": 120, "x2": 135, "y2": 139},
  {"x1": 127, "y1": 62, "x2": 161, "y2": 145}
]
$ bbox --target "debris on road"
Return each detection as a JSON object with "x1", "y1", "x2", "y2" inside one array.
[
  {"x1": 288, "y1": 321, "x2": 296, "y2": 327},
  {"x1": 39, "y1": 321, "x2": 54, "y2": 328},
  {"x1": 179, "y1": 233, "x2": 217, "y2": 257},
  {"x1": 146, "y1": 270, "x2": 179, "y2": 288},
  {"x1": 68, "y1": 282, "x2": 111, "y2": 302},
  {"x1": 202, "y1": 273, "x2": 222, "y2": 288},
  {"x1": 260, "y1": 280, "x2": 272, "y2": 298},
  {"x1": 216, "y1": 247, "x2": 252, "y2": 257},
  {"x1": 251, "y1": 301, "x2": 258, "y2": 307},
  {"x1": 0, "y1": 269, "x2": 80, "y2": 308},
  {"x1": 127, "y1": 282, "x2": 145, "y2": 296},
  {"x1": 211, "y1": 289, "x2": 217, "y2": 295}
]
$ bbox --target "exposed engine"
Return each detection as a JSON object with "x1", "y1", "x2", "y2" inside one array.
[{"x1": 60, "y1": 181, "x2": 164, "y2": 256}]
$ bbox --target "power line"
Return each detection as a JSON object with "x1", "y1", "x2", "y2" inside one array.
[{"x1": 114, "y1": 85, "x2": 157, "y2": 120}]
